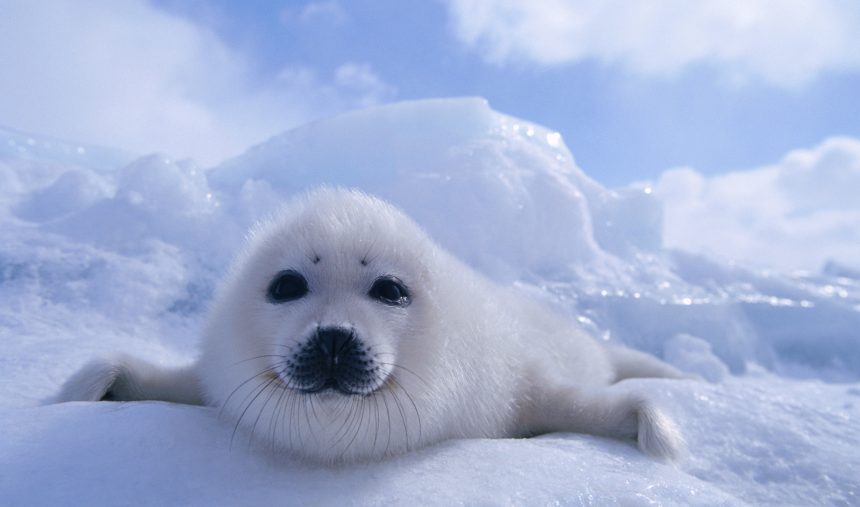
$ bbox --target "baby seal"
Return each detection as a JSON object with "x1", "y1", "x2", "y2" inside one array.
[{"x1": 57, "y1": 188, "x2": 685, "y2": 463}]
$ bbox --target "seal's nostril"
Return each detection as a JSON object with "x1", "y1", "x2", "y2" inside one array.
[{"x1": 315, "y1": 326, "x2": 354, "y2": 358}]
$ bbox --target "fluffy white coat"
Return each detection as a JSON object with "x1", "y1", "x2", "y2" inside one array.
[{"x1": 57, "y1": 188, "x2": 684, "y2": 463}]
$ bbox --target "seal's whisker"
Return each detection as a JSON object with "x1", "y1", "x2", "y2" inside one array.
[
  {"x1": 386, "y1": 374, "x2": 423, "y2": 444},
  {"x1": 230, "y1": 354, "x2": 287, "y2": 367},
  {"x1": 221, "y1": 364, "x2": 284, "y2": 419},
  {"x1": 343, "y1": 395, "x2": 368, "y2": 456},
  {"x1": 330, "y1": 396, "x2": 360, "y2": 450},
  {"x1": 249, "y1": 372, "x2": 287, "y2": 448},
  {"x1": 368, "y1": 391, "x2": 380, "y2": 455},
  {"x1": 376, "y1": 384, "x2": 394, "y2": 456},
  {"x1": 231, "y1": 374, "x2": 278, "y2": 450},
  {"x1": 268, "y1": 377, "x2": 290, "y2": 453},
  {"x1": 385, "y1": 380, "x2": 410, "y2": 450}
]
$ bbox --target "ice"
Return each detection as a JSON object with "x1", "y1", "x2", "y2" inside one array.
[
  {"x1": 13, "y1": 169, "x2": 111, "y2": 223},
  {"x1": 210, "y1": 98, "x2": 648, "y2": 282},
  {"x1": 663, "y1": 334, "x2": 729, "y2": 382},
  {"x1": 1, "y1": 98, "x2": 858, "y2": 505},
  {"x1": 0, "y1": 124, "x2": 134, "y2": 172}
]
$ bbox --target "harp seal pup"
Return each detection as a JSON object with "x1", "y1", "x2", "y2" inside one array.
[{"x1": 57, "y1": 188, "x2": 685, "y2": 463}]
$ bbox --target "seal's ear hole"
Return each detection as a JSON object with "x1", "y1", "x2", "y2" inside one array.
[
  {"x1": 267, "y1": 270, "x2": 309, "y2": 303},
  {"x1": 369, "y1": 276, "x2": 410, "y2": 306}
]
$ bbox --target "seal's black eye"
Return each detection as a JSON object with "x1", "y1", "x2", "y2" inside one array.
[
  {"x1": 267, "y1": 270, "x2": 309, "y2": 303},
  {"x1": 369, "y1": 276, "x2": 410, "y2": 306}
]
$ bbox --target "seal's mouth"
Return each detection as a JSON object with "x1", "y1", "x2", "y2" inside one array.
[
  {"x1": 281, "y1": 326, "x2": 387, "y2": 396},
  {"x1": 295, "y1": 376, "x2": 377, "y2": 396}
]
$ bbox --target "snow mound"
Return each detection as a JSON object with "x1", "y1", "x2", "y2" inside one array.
[
  {"x1": 211, "y1": 98, "x2": 860, "y2": 382},
  {"x1": 0, "y1": 124, "x2": 133, "y2": 172},
  {"x1": 212, "y1": 97, "x2": 660, "y2": 281},
  {"x1": 1, "y1": 98, "x2": 859, "y2": 505},
  {"x1": 664, "y1": 334, "x2": 729, "y2": 383}
]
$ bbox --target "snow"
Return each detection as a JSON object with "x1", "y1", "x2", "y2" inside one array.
[{"x1": 1, "y1": 97, "x2": 858, "y2": 505}]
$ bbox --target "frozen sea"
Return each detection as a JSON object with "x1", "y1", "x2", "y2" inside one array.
[{"x1": 0, "y1": 99, "x2": 858, "y2": 506}]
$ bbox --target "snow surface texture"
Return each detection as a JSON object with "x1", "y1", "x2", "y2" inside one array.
[{"x1": 1, "y1": 98, "x2": 858, "y2": 505}]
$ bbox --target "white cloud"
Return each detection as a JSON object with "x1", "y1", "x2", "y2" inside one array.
[
  {"x1": 444, "y1": 0, "x2": 860, "y2": 86},
  {"x1": 280, "y1": 1, "x2": 349, "y2": 26},
  {"x1": 334, "y1": 63, "x2": 397, "y2": 107},
  {"x1": 0, "y1": 0, "x2": 390, "y2": 165},
  {"x1": 655, "y1": 137, "x2": 860, "y2": 271},
  {"x1": 273, "y1": 63, "x2": 396, "y2": 113},
  {"x1": 299, "y1": 1, "x2": 349, "y2": 25}
]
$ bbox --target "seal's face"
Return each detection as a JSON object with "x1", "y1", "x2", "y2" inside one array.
[
  {"x1": 262, "y1": 267, "x2": 412, "y2": 396},
  {"x1": 248, "y1": 233, "x2": 419, "y2": 400},
  {"x1": 207, "y1": 190, "x2": 437, "y2": 461}
]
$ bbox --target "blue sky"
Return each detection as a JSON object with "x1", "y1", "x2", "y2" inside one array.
[
  {"x1": 152, "y1": 0, "x2": 860, "y2": 186},
  {"x1": 2, "y1": 0, "x2": 860, "y2": 186}
]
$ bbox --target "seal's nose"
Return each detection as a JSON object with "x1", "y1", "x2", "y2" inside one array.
[
  {"x1": 289, "y1": 326, "x2": 380, "y2": 394},
  {"x1": 315, "y1": 327, "x2": 354, "y2": 366}
]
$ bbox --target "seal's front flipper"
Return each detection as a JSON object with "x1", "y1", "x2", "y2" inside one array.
[
  {"x1": 55, "y1": 354, "x2": 203, "y2": 406},
  {"x1": 520, "y1": 377, "x2": 683, "y2": 460}
]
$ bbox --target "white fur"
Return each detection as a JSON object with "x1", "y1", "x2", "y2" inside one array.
[{"x1": 56, "y1": 188, "x2": 685, "y2": 463}]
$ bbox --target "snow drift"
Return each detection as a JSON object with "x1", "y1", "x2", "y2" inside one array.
[{"x1": 1, "y1": 99, "x2": 858, "y2": 505}]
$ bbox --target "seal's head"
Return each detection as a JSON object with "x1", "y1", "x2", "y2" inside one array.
[{"x1": 199, "y1": 188, "x2": 443, "y2": 462}]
